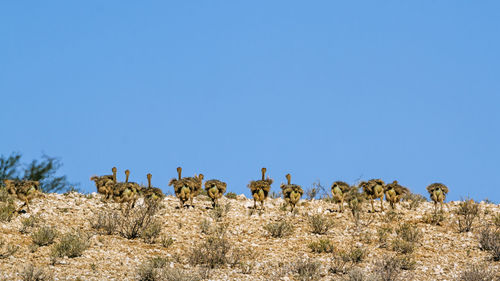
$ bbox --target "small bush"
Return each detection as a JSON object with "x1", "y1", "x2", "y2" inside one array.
[
  {"x1": 392, "y1": 239, "x2": 415, "y2": 255},
  {"x1": 0, "y1": 198, "x2": 16, "y2": 222},
  {"x1": 308, "y1": 239, "x2": 335, "y2": 254},
  {"x1": 136, "y1": 256, "x2": 168, "y2": 281},
  {"x1": 402, "y1": 192, "x2": 427, "y2": 210},
  {"x1": 264, "y1": 220, "x2": 294, "y2": 238},
  {"x1": 119, "y1": 199, "x2": 161, "y2": 239},
  {"x1": 293, "y1": 258, "x2": 321, "y2": 281},
  {"x1": 0, "y1": 186, "x2": 9, "y2": 202},
  {"x1": 225, "y1": 192, "x2": 237, "y2": 199},
  {"x1": 345, "y1": 268, "x2": 370, "y2": 281},
  {"x1": 90, "y1": 210, "x2": 120, "y2": 235},
  {"x1": 493, "y1": 214, "x2": 500, "y2": 229},
  {"x1": 396, "y1": 223, "x2": 421, "y2": 244},
  {"x1": 19, "y1": 264, "x2": 53, "y2": 281},
  {"x1": 50, "y1": 230, "x2": 90, "y2": 258},
  {"x1": 161, "y1": 267, "x2": 202, "y2": 281},
  {"x1": 344, "y1": 246, "x2": 366, "y2": 264},
  {"x1": 377, "y1": 226, "x2": 392, "y2": 248},
  {"x1": 456, "y1": 199, "x2": 480, "y2": 233},
  {"x1": 209, "y1": 202, "x2": 230, "y2": 221},
  {"x1": 20, "y1": 216, "x2": 42, "y2": 234},
  {"x1": 269, "y1": 191, "x2": 281, "y2": 199},
  {"x1": 189, "y1": 233, "x2": 232, "y2": 268},
  {"x1": 373, "y1": 256, "x2": 402, "y2": 281},
  {"x1": 308, "y1": 214, "x2": 333, "y2": 235},
  {"x1": 458, "y1": 264, "x2": 496, "y2": 281},
  {"x1": 200, "y1": 218, "x2": 212, "y2": 234},
  {"x1": 0, "y1": 238, "x2": 19, "y2": 259},
  {"x1": 141, "y1": 220, "x2": 162, "y2": 244},
  {"x1": 31, "y1": 226, "x2": 57, "y2": 247},
  {"x1": 396, "y1": 254, "x2": 416, "y2": 270},
  {"x1": 478, "y1": 227, "x2": 500, "y2": 261},
  {"x1": 422, "y1": 211, "x2": 445, "y2": 226},
  {"x1": 160, "y1": 236, "x2": 174, "y2": 249}
]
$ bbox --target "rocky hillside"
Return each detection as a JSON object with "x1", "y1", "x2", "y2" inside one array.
[{"x1": 1, "y1": 192, "x2": 499, "y2": 281}]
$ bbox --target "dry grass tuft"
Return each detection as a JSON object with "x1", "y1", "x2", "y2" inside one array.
[
  {"x1": 458, "y1": 263, "x2": 497, "y2": 281},
  {"x1": 50, "y1": 230, "x2": 90, "y2": 259},
  {"x1": 31, "y1": 226, "x2": 57, "y2": 247},
  {"x1": 20, "y1": 264, "x2": 53, "y2": 281},
  {"x1": 264, "y1": 220, "x2": 294, "y2": 238},
  {"x1": 308, "y1": 239, "x2": 335, "y2": 254},
  {"x1": 308, "y1": 214, "x2": 333, "y2": 235}
]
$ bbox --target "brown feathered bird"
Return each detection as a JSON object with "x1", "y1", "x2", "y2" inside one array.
[
  {"x1": 3, "y1": 179, "x2": 41, "y2": 212},
  {"x1": 426, "y1": 183, "x2": 449, "y2": 213},
  {"x1": 141, "y1": 173, "x2": 165, "y2": 201},
  {"x1": 331, "y1": 181, "x2": 351, "y2": 212},
  {"x1": 360, "y1": 179, "x2": 386, "y2": 212},
  {"x1": 280, "y1": 173, "x2": 303, "y2": 212},
  {"x1": 384, "y1": 180, "x2": 409, "y2": 210},
  {"x1": 248, "y1": 167, "x2": 273, "y2": 210},
  {"x1": 90, "y1": 167, "x2": 117, "y2": 200},
  {"x1": 205, "y1": 179, "x2": 227, "y2": 208},
  {"x1": 112, "y1": 169, "x2": 140, "y2": 207},
  {"x1": 169, "y1": 167, "x2": 204, "y2": 208}
]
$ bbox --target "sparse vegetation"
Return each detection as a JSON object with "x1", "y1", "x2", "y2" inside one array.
[
  {"x1": 392, "y1": 222, "x2": 421, "y2": 254},
  {"x1": 141, "y1": 220, "x2": 162, "y2": 244},
  {"x1": 308, "y1": 214, "x2": 333, "y2": 235},
  {"x1": 0, "y1": 238, "x2": 19, "y2": 259},
  {"x1": 160, "y1": 236, "x2": 174, "y2": 249},
  {"x1": 292, "y1": 258, "x2": 321, "y2": 281},
  {"x1": 118, "y1": 199, "x2": 161, "y2": 239},
  {"x1": 189, "y1": 232, "x2": 232, "y2": 268},
  {"x1": 225, "y1": 192, "x2": 237, "y2": 199},
  {"x1": 456, "y1": 199, "x2": 480, "y2": 233},
  {"x1": 50, "y1": 230, "x2": 90, "y2": 259},
  {"x1": 0, "y1": 197, "x2": 16, "y2": 222},
  {"x1": 20, "y1": 215, "x2": 42, "y2": 234},
  {"x1": 308, "y1": 239, "x2": 335, "y2": 253},
  {"x1": 264, "y1": 220, "x2": 294, "y2": 238},
  {"x1": 209, "y1": 202, "x2": 230, "y2": 221},
  {"x1": 402, "y1": 192, "x2": 427, "y2": 210},
  {"x1": 478, "y1": 226, "x2": 500, "y2": 261},
  {"x1": 19, "y1": 264, "x2": 53, "y2": 281},
  {"x1": 90, "y1": 210, "x2": 120, "y2": 235},
  {"x1": 422, "y1": 211, "x2": 445, "y2": 225},
  {"x1": 373, "y1": 256, "x2": 402, "y2": 281},
  {"x1": 458, "y1": 264, "x2": 497, "y2": 281},
  {"x1": 31, "y1": 226, "x2": 57, "y2": 247}
]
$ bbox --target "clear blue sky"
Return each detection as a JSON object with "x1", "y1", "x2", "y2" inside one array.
[{"x1": 1, "y1": 1, "x2": 499, "y2": 201}]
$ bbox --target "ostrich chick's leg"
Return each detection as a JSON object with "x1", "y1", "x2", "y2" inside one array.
[
  {"x1": 371, "y1": 199, "x2": 375, "y2": 213},
  {"x1": 380, "y1": 198, "x2": 384, "y2": 212}
]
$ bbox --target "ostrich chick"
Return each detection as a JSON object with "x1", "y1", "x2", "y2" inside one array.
[
  {"x1": 113, "y1": 169, "x2": 140, "y2": 207},
  {"x1": 205, "y1": 179, "x2": 227, "y2": 208},
  {"x1": 384, "y1": 180, "x2": 409, "y2": 210},
  {"x1": 142, "y1": 173, "x2": 165, "y2": 201},
  {"x1": 280, "y1": 173, "x2": 303, "y2": 212},
  {"x1": 360, "y1": 179, "x2": 386, "y2": 212},
  {"x1": 3, "y1": 179, "x2": 41, "y2": 212},
  {"x1": 169, "y1": 167, "x2": 203, "y2": 208},
  {"x1": 90, "y1": 166, "x2": 117, "y2": 200},
  {"x1": 426, "y1": 183, "x2": 449, "y2": 213},
  {"x1": 248, "y1": 167, "x2": 273, "y2": 210},
  {"x1": 331, "y1": 181, "x2": 351, "y2": 212}
]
